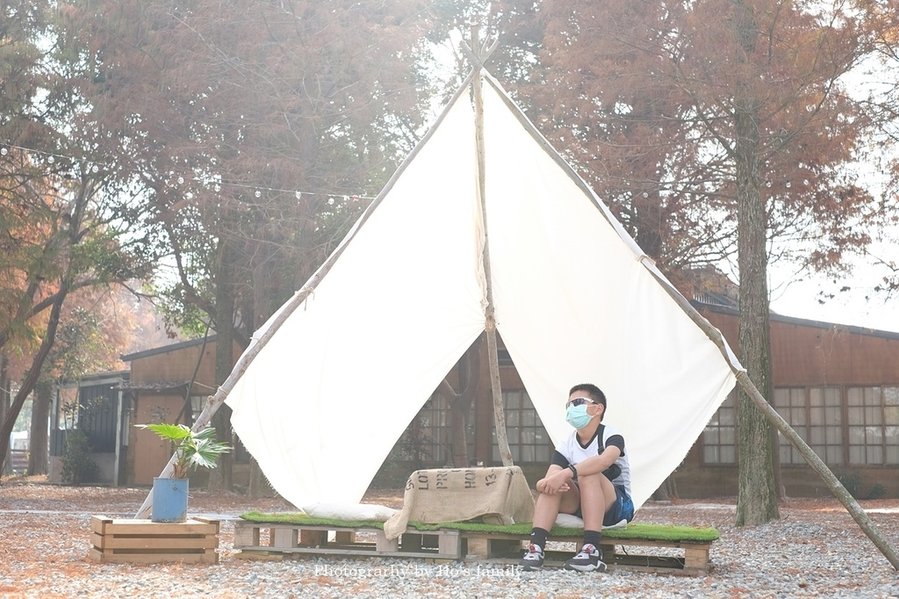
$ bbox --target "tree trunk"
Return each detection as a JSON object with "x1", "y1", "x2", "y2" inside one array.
[
  {"x1": 0, "y1": 354, "x2": 9, "y2": 477},
  {"x1": 247, "y1": 457, "x2": 272, "y2": 497},
  {"x1": 733, "y1": 0, "x2": 780, "y2": 526},
  {"x1": 209, "y1": 236, "x2": 236, "y2": 491},
  {"x1": 28, "y1": 379, "x2": 52, "y2": 475},
  {"x1": 0, "y1": 286, "x2": 67, "y2": 474},
  {"x1": 445, "y1": 338, "x2": 482, "y2": 467}
]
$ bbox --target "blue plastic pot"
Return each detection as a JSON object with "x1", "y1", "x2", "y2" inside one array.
[{"x1": 151, "y1": 477, "x2": 189, "y2": 522}]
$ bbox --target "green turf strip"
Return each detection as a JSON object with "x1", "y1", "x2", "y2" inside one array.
[{"x1": 240, "y1": 511, "x2": 719, "y2": 542}]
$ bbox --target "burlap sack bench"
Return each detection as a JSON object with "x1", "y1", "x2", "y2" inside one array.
[{"x1": 235, "y1": 512, "x2": 719, "y2": 575}]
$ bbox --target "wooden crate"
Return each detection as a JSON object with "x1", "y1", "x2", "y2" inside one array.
[
  {"x1": 233, "y1": 520, "x2": 461, "y2": 560},
  {"x1": 89, "y1": 516, "x2": 219, "y2": 565}
]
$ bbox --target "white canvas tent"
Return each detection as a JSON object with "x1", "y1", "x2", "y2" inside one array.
[
  {"x1": 222, "y1": 70, "x2": 739, "y2": 513},
  {"x1": 134, "y1": 62, "x2": 899, "y2": 570}
]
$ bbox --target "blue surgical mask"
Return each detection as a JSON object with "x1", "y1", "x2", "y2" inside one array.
[{"x1": 566, "y1": 404, "x2": 592, "y2": 429}]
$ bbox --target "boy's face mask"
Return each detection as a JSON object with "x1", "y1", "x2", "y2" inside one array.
[{"x1": 565, "y1": 404, "x2": 592, "y2": 429}]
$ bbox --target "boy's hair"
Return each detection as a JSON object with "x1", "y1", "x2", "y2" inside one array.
[{"x1": 569, "y1": 383, "x2": 607, "y2": 418}]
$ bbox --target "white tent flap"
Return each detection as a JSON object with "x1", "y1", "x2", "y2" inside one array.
[
  {"x1": 227, "y1": 90, "x2": 486, "y2": 507},
  {"x1": 481, "y1": 77, "x2": 736, "y2": 509},
  {"x1": 224, "y1": 71, "x2": 738, "y2": 514}
]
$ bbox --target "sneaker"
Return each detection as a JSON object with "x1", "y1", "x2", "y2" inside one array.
[
  {"x1": 519, "y1": 543, "x2": 545, "y2": 570},
  {"x1": 564, "y1": 543, "x2": 607, "y2": 572}
]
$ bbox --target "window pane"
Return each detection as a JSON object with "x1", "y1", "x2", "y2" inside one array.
[
  {"x1": 867, "y1": 446, "x2": 884, "y2": 464},
  {"x1": 848, "y1": 408, "x2": 863, "y2": 426},
  {"x1": 720, "y1": 408, "x2": 735, "y2": 426},
  {"x1": 792, "y1": 408, "x2": 807, "y2": 426},
  {"x1": 865, "y1": 407, "x2": 881, "y2": 425},
  {"x1": 810, "y1": 407, "x2": 824, "y2": 426},
  {"x1": 507, "y1": 392, "x2": 520, "y2": 409},
  {"x1": 704, "y1": 446, "x2": 719, "y2": 463},
  {"x1": 521, "y1": 410, "x2": 535, "y2": 427},
  {"x1": 521, "y1": 445, "x2": 535, "y2": 462},
  {"x1": 886, "y1": 446, "x2": 899, "y2": 465},
  {"x1": 849, "y1": 446, "x2": 864, "y2": 464},
  {"x1": 886, "y1": 426, "x2": 899, "y2": 445},
  {"x1": 809, "y1": 388, "x2": 823, "y2": 407},
  {"x1": 774, "y1": 388, "x2": 790, "y2": 407},
  {"x1": 866, "y1": 426, "x2": 883, "y2": 444},
  {"x1": 721, "y1": 427, "x2": 734, "y2": 445},
  {"x1": 848, "y1": 426, "x2": 865, "y2": 444},
  {"x1": 506, "y1": 410, "x2": 519, "y2": 426},
  {"x1": 809, "y1": 427, "x2": 824, "y2": 444},
  {"x1": 826, "y1": 446, "x2": 842, "y2": 464},
  {"x1": 705, "y1": 429, "x2": 719, "y2": 444},
  {"x1": 721, "y1": 446, "x2": 736, "y2": 463},
  {"x1": 885, "y1": 407, "x2": 899, "y2": 426},
  {"x1": 847, "y1": 388, "x2": 863, "y2": 406},
  {"x1": 864, "y1": 387, "x2": 878, "y2": 405},
  {"x1": 826, "y1": 426, "x2": 842, "y2": 444},
  {"x1": 536, "y1": 445, "x2": 550, "y2": 462},
  {"x1": 884, "y1": 388, "x2": 899, "y2": 407},
  {"x1": 827, "y1": 406, "x2": 842, "y2": 422}
]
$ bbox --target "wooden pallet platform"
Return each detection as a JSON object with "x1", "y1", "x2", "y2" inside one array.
[
  {"x1": 233, "y1": 520, "x2": 714, "y2": 575},
  {"x1": 460, "y1": 531, "x2": 713, "y2": 576},
  {"x1": 233, "y1": 521, "x2": 461, "y2": 560},
  {"x1": 89, "y1": 516, "x2": 220, "y2": 564}
]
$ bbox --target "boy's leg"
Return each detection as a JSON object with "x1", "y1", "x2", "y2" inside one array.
[
  {"x1": 564, "y1": 473, "x2": 616, "y2": 572},
  {"x1": 533, "y1": 485, "x2": 580, "y2": 531},
  {"x1": 576, "y1": 473, "x2": 617, "y2": 531},
  {"x1": 522, "y1": 488, "x2": 580, "y2": 570}
]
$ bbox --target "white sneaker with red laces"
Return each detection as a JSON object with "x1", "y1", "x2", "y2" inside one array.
[
  {"x1": 519, "y1": 543, "x2": 545, "y2": 571},
  {"x1": 564, "y1": 543, "x2": 607, "y2": 572}
]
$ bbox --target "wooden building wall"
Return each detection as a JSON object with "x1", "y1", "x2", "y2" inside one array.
[
  {"x1": 668, "y1": 305, "x2": 899, "y2": 498},
  {"x1": 126, "y1": 339, "x2": 242, "y2": 485}
]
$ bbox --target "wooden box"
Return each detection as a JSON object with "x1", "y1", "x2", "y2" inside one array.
[{"x1": 89, "y1": 515, "x2": 219, "y2": 564}]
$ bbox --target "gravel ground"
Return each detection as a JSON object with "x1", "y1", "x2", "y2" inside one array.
[{"x1": 1, "y1": 477, "x2": 897, "y2": 598}]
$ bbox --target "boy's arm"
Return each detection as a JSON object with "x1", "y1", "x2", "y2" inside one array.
[{"x1": 567, "y1": 445, "x2": 621, "y2": 479}]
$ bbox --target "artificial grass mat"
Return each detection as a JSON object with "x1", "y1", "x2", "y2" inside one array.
[{"x1": 240, "y1": 511, "x2": 719, "y2": 542}]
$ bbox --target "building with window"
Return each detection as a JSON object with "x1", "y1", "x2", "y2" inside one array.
[
  {"x1": 49, "y1": 371, "x2": 130, "y2": 485},
  {"x1": 71, "y1": 301, "x2": 897, "y2": 498},
  {"x1": 376, "y1": 301, "x2": 899, "y2": 499}
]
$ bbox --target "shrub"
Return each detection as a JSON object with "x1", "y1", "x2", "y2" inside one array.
[
  {"x1": 61, "y1": 429, "x2": 100, "y2": 485},
  {"x1": 866, "y1": 483, "x2": 886, "y2": 500},
  {"x1": 836, "y1": 471, "x2": 861, "y2": 498}
]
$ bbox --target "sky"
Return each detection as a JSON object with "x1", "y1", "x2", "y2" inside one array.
[{"x1": 768, "y1": 249, "x2": 899, "y2": 333}]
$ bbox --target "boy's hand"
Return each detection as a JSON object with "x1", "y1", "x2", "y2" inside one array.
[{"x1": 537, "y1": 470, "x2": 571, "y2": 495}]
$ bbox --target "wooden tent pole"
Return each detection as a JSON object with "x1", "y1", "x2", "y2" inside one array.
[
  {"x1": 652, "y1": 267, "x2": 899, "y2": 570},
  {"x1": 470, "y1": 24, "x2": 513, "y2": 467}
]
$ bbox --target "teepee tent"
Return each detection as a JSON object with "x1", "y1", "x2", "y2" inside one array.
[
  {"x1": 213, "y1": 68, "x2": 740, "y2": 513},
  {"x1": 133, "y1": 57, "x2": 899, "y2": 569}
]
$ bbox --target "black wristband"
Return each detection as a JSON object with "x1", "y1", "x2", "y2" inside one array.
[{"x1": 568, "y1": 464, "x2": 578, "y2": 480}]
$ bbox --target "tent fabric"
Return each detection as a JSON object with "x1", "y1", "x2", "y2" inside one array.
[
  {"x1": 481, "y1": 75, "x2": 736, "y2": 508},
  {"x1": 226, "y1": 71, "x2": 739, "y2": 513},
  {"x1": 227, "y1": 89, "x2": 487, "y2": 507}
]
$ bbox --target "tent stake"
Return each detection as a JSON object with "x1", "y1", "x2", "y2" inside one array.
[{"x1": 471, "y1": 23, "x2": 513, "y2": 467}]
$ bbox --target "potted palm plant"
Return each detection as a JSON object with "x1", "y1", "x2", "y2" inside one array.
[{"x1": 136, "y1": 423, "x2": 231, "y2": 522}]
